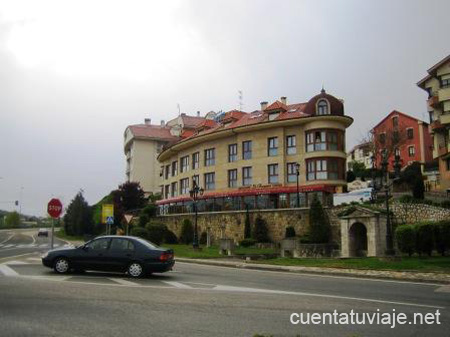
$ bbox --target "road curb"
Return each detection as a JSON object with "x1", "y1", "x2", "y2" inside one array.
[{"x1": 175, "y1": 258, "x2": 450, "y2": 284}]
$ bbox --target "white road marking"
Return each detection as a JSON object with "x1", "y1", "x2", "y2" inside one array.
[
  {"x1": 39, "y1": 244, "x2": 49, "y2": 248},
  {"x1": 162, "y1": 281, "x2": 193, "y2": 289},
  {"x1": 4, "y1": 261, "x2": 28, "y2": 265},
  {"x1": 0, "y1": 235, "x2": 14, "y2": 245},
  {"x1": 3, "y1": 244, "x2": 14, "y2": 248},
  {"x1": 26, "y1": 258, "x2": 42, "y2": 262},
  {"x1": 110, "y1": 278, "x2": 140, "y2": 286},
  {"x1": 212, "y1": 285, "x2": 444, "y2": 309},
  {"x1": 0, "y1": 264, "x2": 19, "y2": 276},
  {"x1": 176, "y1": 262, "x2": 443, "y2": 287},
  {"x1": 435, "y1": 285, "x2": 450, "y2": 293}
]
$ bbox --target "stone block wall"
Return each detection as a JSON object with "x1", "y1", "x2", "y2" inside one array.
[
  {"x1": 390, "y1": 202, "x2": 450, "y2": 224},
  {"x1": 158, "y1": 208, "x2": 314, "y2": 244}
]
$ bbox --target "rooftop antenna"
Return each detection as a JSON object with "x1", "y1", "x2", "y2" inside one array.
[
  {"x1": 177, "y1": 103, "x2": 181, "y2": 116},
  {"x1": 238, "y1": 90, "x2": 244, "y2": 111},
  {"x1": 321, "y1": 84, "x2": 326, "y2": 93}
]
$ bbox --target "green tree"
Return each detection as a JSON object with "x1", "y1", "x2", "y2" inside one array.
[
  {"x1": 401, "y1": 163, "x2": 425, "y2": 199},
  {"x1": 5, "y1": 211, "x2": 20, "y2": 227},
  {"x1": 346, "y1": 170, "x2": 356, "y2": 183},
  {"x1": 180, "y1": 219, "x2": 194, "y2": 245},
  {"x1": 244, "y1": 206, "x2": 252, "y2": 239},
  {"x1": 308, "y1": 194, "x2": 331, "y2": 243},
  {"x1": 115, "y1": 181, "x2": 146, "y2": 212},
  {"x1": 253, "y1": 215, "x2": 270, "y2": 243},
  {"x1": 63, "y1": 191, "x2": 93, "y2": 236}
]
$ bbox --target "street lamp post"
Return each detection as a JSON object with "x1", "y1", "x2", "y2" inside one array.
[
  {"x1": 189, "y1": 180, "x2": 204, "y2": 249},
  {"x1": 295, "y1": 163, "x2": 300, "y2": 208}
]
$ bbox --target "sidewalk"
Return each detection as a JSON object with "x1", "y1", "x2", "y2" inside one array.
[{"x1": 175, "y1": 257, "x2": 450, "y2": 284}]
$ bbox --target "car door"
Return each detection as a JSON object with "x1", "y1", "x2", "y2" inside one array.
[
  {"x1": 106, "y1": 238, "x2": 136, "y2": 272},
  {"x1": 73, "y1": 238, "x2": 111, "y2": 271}
]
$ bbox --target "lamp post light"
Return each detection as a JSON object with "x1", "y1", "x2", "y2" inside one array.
[
  {"x1": 295, "y1": 163, "x2": 300, "y2": 208},
  {"x1": 189, "y1": 180, "x2": 204, "y2": 249}
]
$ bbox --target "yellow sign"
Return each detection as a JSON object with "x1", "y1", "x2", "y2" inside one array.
[{"x1": 102, "y1": 204, "x2": 114, "y2": 224}]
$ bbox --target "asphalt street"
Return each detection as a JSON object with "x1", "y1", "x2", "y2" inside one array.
[{"x1": 0, "y1": 229, "x2": 449, "y2": 337}]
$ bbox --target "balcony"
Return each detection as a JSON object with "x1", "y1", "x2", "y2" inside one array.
[
  {"x1": 437, "y1": 143, "x2": 449, "y2": 157},
  {"x1": 440, "y1": 113, "x2": 450, "y2": 125},
  {"x1": 428, "y1": 95, "x2": 439, "y2": 109},
  {"x1": 439, "y1": 87, "x2": 450, "y2": 102},
  {"x1": 431, "y1": 120, "x2": 444, "y2": 131}
]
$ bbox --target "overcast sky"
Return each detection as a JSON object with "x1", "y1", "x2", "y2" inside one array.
[{"x1": 0, "y1": 0, "x2": 449, "y2": 216}]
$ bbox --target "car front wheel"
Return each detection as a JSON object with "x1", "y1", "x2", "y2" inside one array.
[
  {"x1": 54, "y1": 257, "x2": 70, "y2": 274},
  {"x1": 128, "y1": 262, "x2": 144, "y2": 278}
]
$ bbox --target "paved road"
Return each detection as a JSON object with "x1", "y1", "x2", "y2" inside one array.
[{"x1": 0, "y1": 229, "x2": 449, "y2": 336}]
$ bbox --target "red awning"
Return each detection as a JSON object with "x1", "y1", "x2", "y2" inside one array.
[{"x1": 156, "y1": 184, "x2": 336, "y2": 205}]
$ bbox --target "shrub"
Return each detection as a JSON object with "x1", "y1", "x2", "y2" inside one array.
[
  {"x1": 285, "y1": 226, "x2": 296, "y2": 238},
  {"x1": 309, "y1": 194, "x2": 331, "y2": 243},
  {"x1": 138, "y1": 214, "x2": 150, "y2": 227},
  {"x1": 398, "y1": 195, "x2": 415, "y2": 204},
  {"x1": 200, "y1": 231, "x2": 207, "y2": 245},
  {"x1": 415, "y1": 222, "x2": 434, "y2": 256},
  {"x1": 440, "y1": 200, "x2": 450, "y2": 209},
  {"x1": 244, "y1": 209, "x2": 252, "y2": 239},
  {"x1": 180, "y1": 219, "x2": 194, "y2": 245},
  {"x1": 164, "y1": 229, "x2": 178, "y2": 244},
  {"x1": 145, "y1": 222, "x2": 167, "y2": 245},
  {"x1": 434, "y1": 221, "x2": 450, "y2": 256},
  {"x1": 299, "y1": 234, "x2": 312, "y2": 244},
  {"x1": 130, "y1": 227, "x2": 149, "y2": 240},
  {"x1": 253, "y1": 215, "x2": 270, "y2": 243},
  {"x1": 239, "y1": 238, "x2": 257, "y2": 247},
  {"x1": 395, "y1": 225, "x2": 416, "y2": 257}
]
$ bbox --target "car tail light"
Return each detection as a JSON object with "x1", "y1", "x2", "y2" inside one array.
[{"x1": 159, "y1": 252, "x2": 173, "y2": 262}]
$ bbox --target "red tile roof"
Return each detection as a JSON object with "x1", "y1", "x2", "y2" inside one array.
[
  {"x1": 181, "y1": 115, "x2": 205, "y2": 128},
  {"x1": 265, "y1": 100, "x2": 288, "y2": 111},
  {"x1": 128, "y1": 125, "x2": 179, "y2": 141}
]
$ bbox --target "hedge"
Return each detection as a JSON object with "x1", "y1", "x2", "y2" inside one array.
[{"x1": 395, "y1": 220, "x2": 450, "y2": 256}]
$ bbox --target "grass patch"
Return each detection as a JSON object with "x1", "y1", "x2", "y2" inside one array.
[
  {"x1": 252, "y1": 256, "x2": 450, "y2": 273},
  {"x1": 55, "y1": 228, "x2": 84, "y2": 242},
  {"x1": 163, "y1": 244, "x2": 276, "y2": 259}
]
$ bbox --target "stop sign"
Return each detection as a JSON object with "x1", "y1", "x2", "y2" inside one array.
[{"x1": 47, "y1": 198, "x2": 63, "y2": 218}]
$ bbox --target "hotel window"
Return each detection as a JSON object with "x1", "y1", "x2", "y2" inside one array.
[
  {"x1": 441, "y1": 77, "x2": 450, "y2": 88},
  {"x1": 228, "y1": 169, "x2": 238, "y2": 188},
  {"x1": 171, "y1": 182, "x2": 178, "y2": 197},
  {"x1": 164, "y1": 185, "x2": 170, "y2": 199},
  {"x1": 243, "y1": 140, "x2": 252, "y2": 160},
  {"x1": 180, "y1": 178, "x2": 189, "y2": 195},
  {"x1": 317, "y1": 99, "x2": 329, "y2": 115},
  {"x1": 408, "y1": 146, "x2": 415, "y2": 157},
  {"x1": 192, "y1": 152, "x2": 199, "y2": 169},
  {"x1": 268, "y1": 164, "x2": 279, "y2": 184},
  {"x1": 180, "y1": 156, "x2": 189, "y2": 173},
  {"x1": 228, "y1": 144, "x2": 237, "y2": 162},
  {"x1": 328, "y1": 131, "x2": 338, "y2": 150},
  {"x1": 268, "y1": 137, "x2": 278, "y2": 156},
  {"x1": 204, "y1": 148, "x2": 215, "y2": 166},
  {"x1": 306, "y1": 131, "x2": 326, "y2": 151},
  {"x1": 286, "y1": 135, "x2": 296, "y2": 155},
  {"x1": 204, "y1": 172, "x2": 215, "y2": 190},
  {"x1": 243, "y1": 167, "x2": 252, "y2": 186},
  {"x1": 165, "y1": 165, "x2": 170, "y2": 179},
  {"x1": 407, "y1": 128, "x2": 414, "y2": 139},
  {"x1": 171, "y1": 161, "x2": 178, "y2": 176},
  {"x1": 192, "y1": 175, "x2": 199, "y2": 187},
  {"x1": 392, "y1": 116, "x2": 398, "y2": 127},
  {"x1": 306, "y1": 158, "x2": 343, "y2": 181},
  {"x1": 287, "y1": 163, "x2": 298, "y2": 183}
]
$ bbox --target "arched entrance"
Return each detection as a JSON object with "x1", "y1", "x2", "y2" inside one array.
[{"x1": 349, "y1": 222, "x2": 367, "y2": 257}]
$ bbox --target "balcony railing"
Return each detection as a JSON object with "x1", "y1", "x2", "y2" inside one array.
[
  {"x1": 438, "y1": 143, "x2": 449, "y2": 157},
  {"x1": 428, "y1": 95, "x2": 439, "y2": 108},
  {"x1": 431, "y1": 120, "x2": 444, "y2": 131}
]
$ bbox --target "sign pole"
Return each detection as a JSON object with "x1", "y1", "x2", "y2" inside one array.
[{"x1": 51, "y1": 218, "x2": 55, "y2": 250}]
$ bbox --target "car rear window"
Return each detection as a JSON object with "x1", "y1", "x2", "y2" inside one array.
[{"x1": 134, "y1": 238, "x2": 159, "y2": 249}]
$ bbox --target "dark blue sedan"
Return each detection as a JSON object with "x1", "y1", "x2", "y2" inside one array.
[{"x1": 42, "y1": 236, "x2": 174, "y2": 278}]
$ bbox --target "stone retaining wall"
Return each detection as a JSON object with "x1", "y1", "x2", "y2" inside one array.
[
  {"x1": 390, "y1": 202, "x2": 450, "y2": 224},
  {"x1": 157, "y1": 208, "x2": 322, "y2": 244}
]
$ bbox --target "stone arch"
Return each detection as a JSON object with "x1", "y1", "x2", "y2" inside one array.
[{"x1": 348, "y1": 222, "x2": 368, "y2": 257}]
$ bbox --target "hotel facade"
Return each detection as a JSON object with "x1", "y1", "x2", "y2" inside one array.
[{"x1": 156, "y1": 90, "x2": 353, "y2": 214}]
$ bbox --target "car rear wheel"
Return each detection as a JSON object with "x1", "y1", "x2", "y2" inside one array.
[
  {"x1": 128, "y1": 262, "x2": 144, "y2": 278},
  {"x1": 54, "y1": 257, "x2": 70, "y2": 274}
]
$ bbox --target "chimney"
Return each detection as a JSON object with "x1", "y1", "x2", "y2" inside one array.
[
  {"x1": 181, "y1": 113, "x2": 186, "y2": 116},
  {"x1": 144, "y1": 118, "x2": 151, "y2": 125},
  {"x1": 160, "y1": 120, "x2": 165, "y2": 126},
  {"x1": 280, "y1": 96, "x2": 287, "y2": 105},
  {"x1": 260, "y1": 101, "x2": 268, "y2": 110},
  {"x1": 197, "y1": 111, "x2": 200, "y2": 117}
]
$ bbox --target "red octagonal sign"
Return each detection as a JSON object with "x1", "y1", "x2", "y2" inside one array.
[{"x1": 47, "y1": 198, "x2": 63, "y2": 219}]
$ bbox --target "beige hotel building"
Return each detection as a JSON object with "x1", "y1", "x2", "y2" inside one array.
[{"x1": 156, "y1": 90, "x2": 353, "y2": 214}]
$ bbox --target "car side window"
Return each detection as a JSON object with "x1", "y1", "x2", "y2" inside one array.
[
  {"x1": 86, "y1": 238, "x2": 110, "y2": 250},
  {"x1": 110, "y1": 239, "x2": 135, "y2": 251}
]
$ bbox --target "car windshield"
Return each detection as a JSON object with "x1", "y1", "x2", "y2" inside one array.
[{"x1": 134, "y1": 238, "x2": 159, "y2": 249}]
